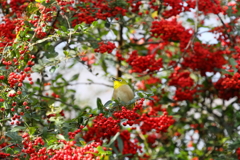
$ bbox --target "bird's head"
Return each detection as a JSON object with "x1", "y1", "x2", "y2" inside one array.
[{"x1": 112, "y1": 77, "x2": 128, "y2": 89}]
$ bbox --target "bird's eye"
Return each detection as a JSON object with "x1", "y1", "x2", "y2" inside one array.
[{"x1": 119, "y1": 79, "x2": 122, "y2": 82}]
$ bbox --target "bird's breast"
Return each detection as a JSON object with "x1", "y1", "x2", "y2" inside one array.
[{"x1": 112, "y1": 85, "x2": 134, "y2": 103}]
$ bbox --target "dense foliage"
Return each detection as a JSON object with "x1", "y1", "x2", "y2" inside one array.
[{"x1": 0, "y1": 0, "x2": 240, "y2": 159}]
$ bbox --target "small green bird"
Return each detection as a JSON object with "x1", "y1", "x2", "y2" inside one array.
[{"x1": 112, "y1": 77, "x2": 134, "y2": 105}]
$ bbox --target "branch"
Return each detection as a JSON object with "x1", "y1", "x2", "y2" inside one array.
[
  {"x1": 157, "y1": 0, "x2": 164, "y2": 16},
  {"x1": 68, "y1": 82, "x2": 113, "y2": 88},
  {"x1": 209, "y1": 0, "x2": 234, "y2": 45},
  {"x1": 117, "y1": 23, "x2": 124, "y2": 78},
  {"x1": 184, "y1": 0, "x2": 199, "y2": 51},
  {"x1": 47, "y1": 9, "x2": 60, "y2": 35},
  {"x1": 44, "y1": 82, "x2": 113, "y2": 89},
  {"x1": 216, "y1": 14, "x2": 234, "y2": 45},
  {"x1": 28, "y1": 92, "x2": 76, "y2": 107}
]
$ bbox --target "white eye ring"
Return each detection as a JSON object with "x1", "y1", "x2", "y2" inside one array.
[{"x1": 119, "y1": 79, "x2": 122, "y2": 82}]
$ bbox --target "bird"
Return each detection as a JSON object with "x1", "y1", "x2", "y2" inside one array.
[{"x1": 112, "y1": 77, "x2": 134, "y2": 106}]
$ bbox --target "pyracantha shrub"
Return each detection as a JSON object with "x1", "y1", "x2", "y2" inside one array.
[{"x1": 0, "y1": 0, "x2": 240, "y2": 159}]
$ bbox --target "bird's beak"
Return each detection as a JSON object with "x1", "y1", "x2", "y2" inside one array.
[{"x1": 112, "y1": 77, "x2": 120, "y2": 81}]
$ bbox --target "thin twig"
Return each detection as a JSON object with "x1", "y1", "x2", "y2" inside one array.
[
  {"x1": 47, "y1": 9, "x2": 60, "y2": 35},
  {"x1": 30, "y1": 8, "x2": 45, "y2": 43},
  {"x1": 0, "y1": 144, "x2": 20, "y2": 151},
  {"x1": 0, "y1": 42, "x2": 9, "y2": 63},
  {"x1": 62, "y1": 14, "x2": 72, "y2": 44}
]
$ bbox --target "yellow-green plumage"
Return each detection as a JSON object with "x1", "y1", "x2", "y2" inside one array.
[{"x1": 112, "y1": 77, "x2": 134, "y2": 104}]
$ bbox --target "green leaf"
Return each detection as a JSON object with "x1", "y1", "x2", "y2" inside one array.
[
  {"x1": 97, "y1": 98, "x2": 104, "y2": 113},
  {"x1": 117, "y1": 136, "x2": 123, "y2": 153},
  {"x1": 92, "y1": 21, "x2": 98, "y2": 27},
  {"x1": 91, "y1": 42, "x2": 99, "y2": 49},
  {"x1": 229, "y1": 58, "x2": 238, "y2": 66},
  {"x1": 41, "y1": 127, "x2": 49, "y2": 138},
  {"x1": 104, "y1": 100, "x2": 113, "y2": 108},
  {"x1": 111, "y1": 145, "x2": 119, "y2": 154},
  {"x1": 100, "y1": 55, "x2": 108, "y2": 73},
  {"x1": 29, "y1": 127, "x2": 37, "y2": 135},
  {"x1": 10, "y1": 126, "x2": 26, "y2": 132},
  {"x1": 3, "y1": 102, "x2": 9, "y2": 109},
  {"x1": 218, "y1": 68, "x2": 234, "y2": 76},
  {"x1": 108, "y1": 132, "x2": 120, "y2": 146},
  {"x1": 137, "y1": 92, "x2": 144, "y2": 98},
  {"x1": 97, "y1": 146, "x2": 112, "y2": 156},
  {"x1": 49, "y1": 66, "x2": 56, "y2": 73},
  {"x1": 97, "y1": 146, "x2": 104, "y2": 153},
  {"x1": 87, "y1": 79, "x2": 93, "y2": 82},
  {"x1": 56, "y1": 134, "x2": 66, "y2": 140},
  {"x1": 32, "y1": 64, "x2": 43, "y2": 72},
  {"x1": 5, "y1": 132, "x2": 22, "y2": 144},
  {"x1": 46, "y1": 51, "x2": 58, "y2": 58},
  {"x1": 70, "y1": 74, "x2": 79, "y2": 81},
  {"x1": 229, "y1": 58, "x2": 238, "y2": 73},
  {"x1": 128, "y1": 97, "x2": 140, "y2": 104},
  {"x1": 74, "y1": 24, "x2": 82, "y2": 31},
  {"x1": 60, "y1": 25, "x2": 67, "y2": 32}
]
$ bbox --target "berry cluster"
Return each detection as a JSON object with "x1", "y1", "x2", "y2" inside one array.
[
  {"x1": 113, "y1": 106, "x2": 140, "y2": 126},
  {"x1": 51, "y1": 141, "x2": 104, "y2": 160},
  {"x1": 128, "y1": 0, "x2": 142, "y2": 13},
  {"x1": 169, "y1": 67, "x2": 199, "y2": 101},
  {"x1": 10, "y1": 114, "x2": 22, "y2": 125},
  {"x1": 214, "y1": 72, "x2": 240, "y2": 100},
  {"x1": 82, "y1": 99, "x2": 173, "y2": 157},
  {"x1": 147, "y1": 76, "x2": 162, "y2": 85},
  {"x1": 210, "y1": 23, "x2": 235, "y2": 46},
  {"x1": 236, "y1": 147, "x2": 240, "y2": 160},
  {"x1": 83, "y1": 113, "x2": 120, "y2": 142},
  {"x1": 0, "y1": 18, "x2": 19, "y2": 45},
  {"x1": 161, "y1": 0, "x2": 195, "y2": 18},
  {"x1": 68, "y1": 125, "x2": 84, "y2": 139},
  {"x1": 80, "y1": 53, "x2": 96, "y2": 65},
  {"x1": 127, "y1": 50, "x2": 163, "y2": 73},
  {"x1": 197, "y1": 0, "x2": 224, "y2": 15},
  {"x1": 182, "y1": 42, "x2": 226, "y2": 75},
  {"x1": 94, "y1": 41, "x2": 116, "y2": 54},
  {"x1": 140, "y1": 111, "x2": 175, "y2": 134},
  {"x1": 7, "y1": 71, "x2": 32, "y2": 88},
  {"x1": 147, "y1": 133, "x2": 158, "y2": 148},
  {"x1": 0, "y1": 152, "x2": 10, "y2": 159},
  {"x1": 8, "y1": 0, "x2": 34, "y2": 17},
  {"x1": 115, "y1": 51, "x2": 125, "y2": 61},
  {"x1": 118, "y1": 130, "x2": 142, "y2": 155},
  {"x1": 148, "y1": 0, "x2": 196, "y2": 18},
  {"x1": 150, "y1": 18, "x2": 192, "y2": 47},
  {"x1": 20, "y1": 132, "x2": 107, "y2": 159},
  {"x1": 72, "y1": 0, "x2": 127, "y2": 25}
]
